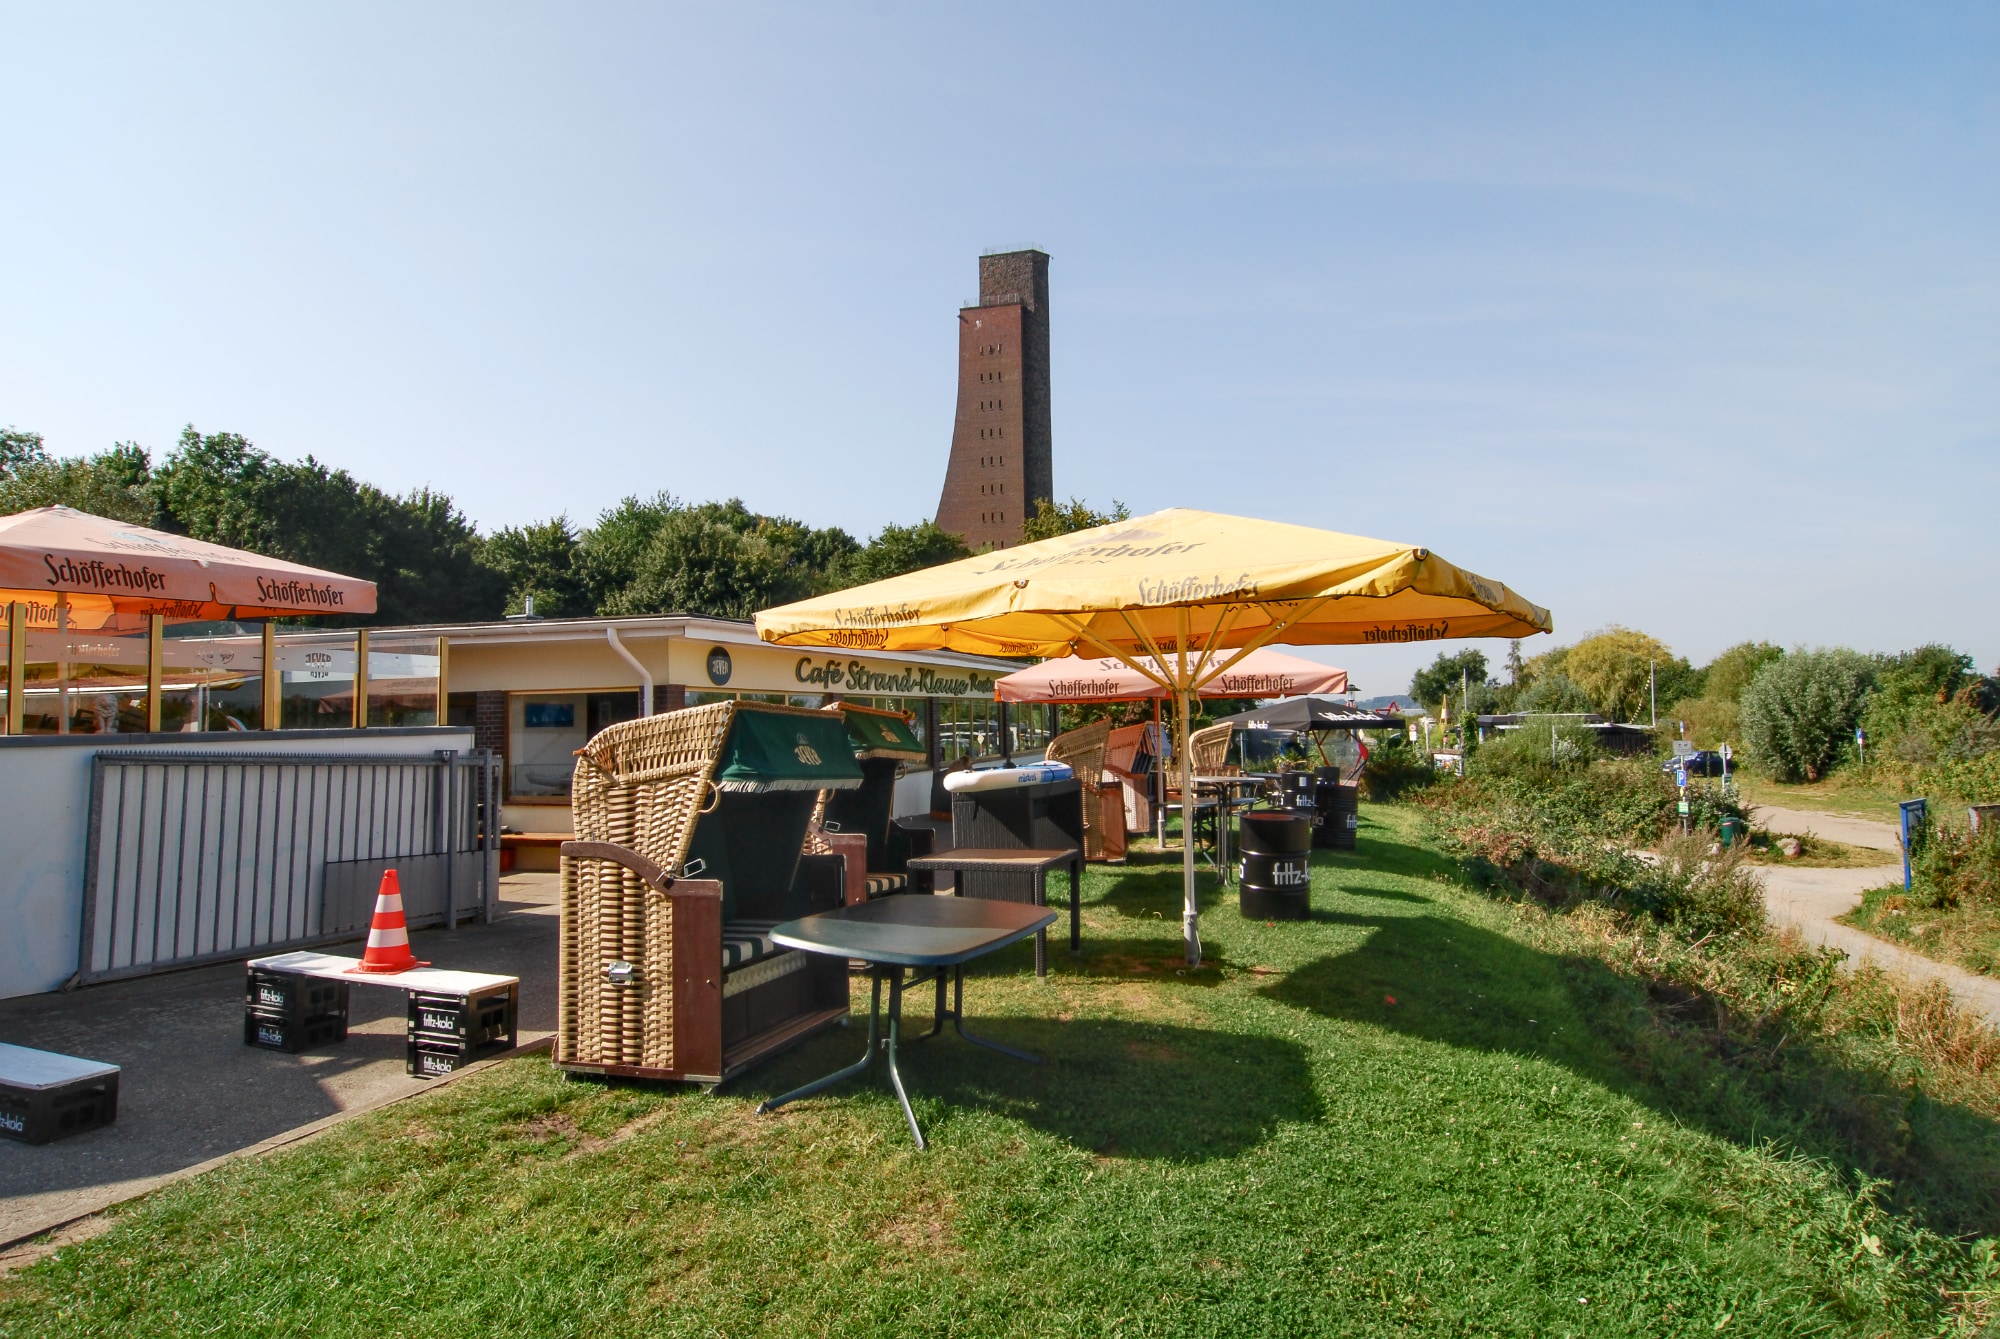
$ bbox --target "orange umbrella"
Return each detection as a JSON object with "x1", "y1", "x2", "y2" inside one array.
[
  {"x1": 0, "y1": 506, "x2": 377, "y2": 626},
  {"x1": 996, "y1": 647, "x2": 1347, "y2": 704}
]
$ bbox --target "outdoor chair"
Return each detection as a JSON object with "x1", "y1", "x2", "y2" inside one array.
[
  {"x1": 1162, "y1": 722, "x2": 1237, "y2": 857},
  {"x1": 1044, "y1": 718, "x2": 1115, "y2": 860},
  {"x1": 556, "y1": 701, "x2": 861, "y2": 1085},
  {"x1": 1104, "y1": 721, "x2": 1163, "y2": 837},
  {"x1": 812, "y1": 701, "x2": 937, "y2": 901}
]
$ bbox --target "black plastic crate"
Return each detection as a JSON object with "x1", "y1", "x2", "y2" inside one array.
[
  {"x1": 407, "y1": 1033, "x2": 509, "y2": 1079},
  {"x1": 244, "y1": 1009, "x2": 348, "y2": 1054},
  {"x1": 405, "y1": 984, "x2": 517, "y2": 1050},
  {"x1": 246, "y1": 968, "x2": 350, "y2": 1023},
  {"x1": 0, "y1": 1045, "x2": 120, "y2": 1145}
]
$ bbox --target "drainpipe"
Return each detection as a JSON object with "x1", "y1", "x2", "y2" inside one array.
[{"x1": 605, "y1": 627, "x2": 653, "y2": 716}]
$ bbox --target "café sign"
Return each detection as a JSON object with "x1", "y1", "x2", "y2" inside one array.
[{"x1": 794, "y1": 655, "x2": 997, "y2": 699}]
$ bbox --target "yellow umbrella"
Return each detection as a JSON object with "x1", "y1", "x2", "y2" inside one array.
[{"x1": 757, "y1": 508, "x2": 1551, "y2": 964}]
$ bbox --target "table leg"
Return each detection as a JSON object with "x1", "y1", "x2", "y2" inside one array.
[
  {"x1": 884, "y1": 971, "x2": 924, "y2": 1150},
  {"x1": 755, "y1": 971, "x2": 884, "y2": 1116},
  {"x1": 948, "y1": 967, "x2": 1043, "y2": 1065}
]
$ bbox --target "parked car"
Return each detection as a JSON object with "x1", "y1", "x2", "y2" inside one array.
[{"x1": 1661, "y1": 750, "x2": 1728, "y2": 778}]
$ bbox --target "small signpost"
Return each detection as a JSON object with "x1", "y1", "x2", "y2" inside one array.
[
  {"x1": 1672, "y1": 740, "x2": 1695, "y2": 759},
  {"x1": 1719, "y1": 742, "x2": 1733, "y2": 795},
  {"x1": 1856, "y1": 726, "x2": 1867, "y2": 769},
  {"x1": 1900, "y1": 798, "x2": 1928, "y2": 892},
  {"x1": 1676, "y1": 765, "x2": 1691, "y2": 832}
]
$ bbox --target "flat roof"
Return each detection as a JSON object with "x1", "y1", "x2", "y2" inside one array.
[{"x1": 365, "y1": 613, "x2": 1025, "y2": 674}]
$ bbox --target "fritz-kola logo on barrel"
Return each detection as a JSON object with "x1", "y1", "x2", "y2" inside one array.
[{"x1": 792, "y1": 734, "x2": 822, "y2": 767}]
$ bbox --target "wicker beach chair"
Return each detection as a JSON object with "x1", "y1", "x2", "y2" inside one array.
[
  {"x1": 557, "y1": 701, "x2": 860, "y2": 1085},
  {"x1": 814, "y1": 702, "x2": 936, "y2": 901},
  {"x1": 1045, "y1": 719, "x2": 1114, "y2": 860}
]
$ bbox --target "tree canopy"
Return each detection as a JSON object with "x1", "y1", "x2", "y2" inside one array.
[{"x1": 1, "y1": 423, "x2": 976, "y2": 626}]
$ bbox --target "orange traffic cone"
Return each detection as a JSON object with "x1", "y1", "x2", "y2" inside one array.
[{"x1": 349, "y1": 869, "x2": 429, "y2": 974}]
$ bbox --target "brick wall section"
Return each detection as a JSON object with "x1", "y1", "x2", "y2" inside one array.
[
  {"x1": 654, "y1": 684, "x2": 685, "y2": 714},
  {"x1": 474, "y1": 690, "x2": 507, "y2": 779},
  {"x1": 935, "y1": 250, "x2": 1052, "y2": 550}
]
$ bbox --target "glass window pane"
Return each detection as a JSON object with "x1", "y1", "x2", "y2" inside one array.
[
  {"x1": 273, "y1": 630, "x2": 359, "y2": 729},
  {"x1": 24, "y1": 610, "x2": 151, "y2": 735},
  {"x1": 510, "y1": 692, "x2": 588, "y2": 798},
  {"x1": 365, "y1": 637, "x2": 441, "y2": 728},
  {"x1": 684, "y1": 690, "x2": 735, "y2": 707},
  {"x1": 161, "y1": 622, "x2": 267, "y2": 732}
]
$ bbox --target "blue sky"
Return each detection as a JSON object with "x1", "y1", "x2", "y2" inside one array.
[{"x1": 2, "y1": 4, "x2": 1994, "y2": 695}]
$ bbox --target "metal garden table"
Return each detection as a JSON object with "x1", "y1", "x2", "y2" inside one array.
[
  {"x1": 905, "y1": 847, "x2": 1082, "y2": 976},
  {"x1": 755, "y1": 895, "x2": 1057, "y2": 1149}
]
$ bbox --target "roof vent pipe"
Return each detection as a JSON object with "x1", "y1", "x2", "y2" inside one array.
[{"x1": 605, "y1": 626, "x2": 654, "y2": 716}]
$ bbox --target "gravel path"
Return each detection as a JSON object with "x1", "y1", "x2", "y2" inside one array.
[{"x1": 1745, "y1": 803, "x2": 2000, "y2": 1025}]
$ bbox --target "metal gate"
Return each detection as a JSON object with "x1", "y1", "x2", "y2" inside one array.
[{"x1": 75, "y1": 749, "x2": 500, "y2": 986}]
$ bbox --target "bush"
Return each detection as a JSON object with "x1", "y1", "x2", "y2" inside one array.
[
  {"x1": 1907, "y1": 820, "x2": 2000, "y2": 912},
  {"x1": 1360, "y1": 731, "x2": 1437, "y2": 801},
  {"x1": 1472, "y1": 715, "x2": 1599, "y2": 778},
  {"x1": 1627, "y1": 830, "x2": 1767, "y2": 940},
  {"x1": 1739, "y1": 648, "x2": 1875, "y2": 782}
]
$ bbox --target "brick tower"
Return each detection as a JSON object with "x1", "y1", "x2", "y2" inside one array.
[{"x1": 934, "y1": 249, "x2": 1052, "y2": 551}]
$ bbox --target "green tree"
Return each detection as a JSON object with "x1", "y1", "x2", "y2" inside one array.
[
  {"x1": 1515, "y1": 671, "x2": 1594, "y2": 714},
  {"x1": 0, "y1": 438, "x2": 155, "y2": 524},
  {"x1": 1702, "y1": 642, "x2": 1784, "y2": 704},
  {"x1": 1020, "y1": 496, "x2": 1130, "y2": 543},
  {"x1": 1411, "y1": 649, "x2": 1491, "y2": 717},
  {"x1": 1739, "y1": 648, "x2": 1875, "y2": 782},
  {"x1": 151, "y1": 425, "x2": 503, "y2": 624},
  {"x1": 841, "y1": 521, "x2": 971, "y2": 585},
  {"x1": 481, "y1": 517, "x2": 588, "y2": 617},
  {"x1": 1, "y1": 427, "x2": 48, "y2": 476},
  {"x1": 1562, "y1": 627, "x2": 1685, "y2": 723}
]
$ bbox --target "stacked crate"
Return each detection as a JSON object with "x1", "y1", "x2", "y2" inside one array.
[
  {"x1": 243, "y1": 968, "x2": 350, "y2": 1053},
  {"x1": 0, "y1": 1043, "x2": 120, "y2": 1145},
  {"x1": 406, "y1": 983, "x2": 518, "y2": 1078}
]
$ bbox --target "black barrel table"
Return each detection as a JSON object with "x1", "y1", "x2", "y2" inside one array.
[
  {"x1": 1238, "y1": 811, "x2": 1313, "y2": 919},
  {"x1": 755, "y1": 895, "x2": 1058, "y2": 1149}
]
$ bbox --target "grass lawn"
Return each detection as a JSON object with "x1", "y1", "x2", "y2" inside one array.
[
  {"x1": 1734, "y1": 774, "x2": 1911, "y2": 825},
  {"x1": 1843, "y1": 882, "x2": 2000, "y2": 979},
  {"x1": 3, "y1": 808, "x2": 1988, "y2": 1337},
  {"x1": 1739, "y1": 829, "x2": 1891, "y2": 870}
]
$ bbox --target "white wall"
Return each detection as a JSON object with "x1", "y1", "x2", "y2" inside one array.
[{"x1": 0, "y1": 728, "x2": 473, "y2": 1001}]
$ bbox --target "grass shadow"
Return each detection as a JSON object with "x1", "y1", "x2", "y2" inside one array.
[
  {"x1": 742, "y1": 1017, "x2": 1318, "y2": 1162},
  {"x1": 1261, "y1": 909, "x2": 2000, "y2": 1236}
]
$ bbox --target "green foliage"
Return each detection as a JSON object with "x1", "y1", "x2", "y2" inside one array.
[
  {"x1": 1359, "y1": 729, "x2": 1437, "y2": 800},
  {"x1": 1907, "y1": 819, "x2": 2000, "y2": 913},
  {"x1": 1562, "y1": 626, "x2": 1683, "y2": 723},
  {"x1": 479, "y1": 517, "x2": 588, "y2": 618},
  {"x1": 0, "y1": 426, "x2": 48, "y2": 476},
  {"x1": 585, "y1": 496, "x2": 836, "y2": 620},
  {"x1": 1515, "y1": 669, "x2": 1594, "y2": 714},
  {"x1": 840, "y1": 520, "x2": 970, "y2": 585},
  {"x1": 1473, "y1": 714, "x2": 1600, "y2": 778},
  {"x1": 1019, "y1": 495, "x2": 1129, "y2": 543},
  {"x1": 0, "y1": 448, "x2": 155, "y2": 524},
  {"x1": 1703, "y1": 641, "x2": 1785, "y2": 704},
  {"x1": 1740, "y1": 648, "x2": 1876, "y2": 782},
  {"x1": 1409, "y1": 648, "x2": 1489, "y2": 715},
  {"x1": 150, "y1": 427, "x2": 504, "y2": 625}
]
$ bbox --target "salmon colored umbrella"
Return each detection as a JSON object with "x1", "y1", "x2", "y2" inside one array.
[
  {"x1": 996, "y1": 647, "x2": 1347, "y2": 704},
  {"x1": 0, "y1": 506, "x2": 377, "y2": 627},
  {"x1": 757, "y1": 507, "x2": 1551, "y2": 965}
]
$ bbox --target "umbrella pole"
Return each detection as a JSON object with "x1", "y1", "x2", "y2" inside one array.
[{"x1": 1178, "y1": 683, "x2": 1199, "y2": 966}]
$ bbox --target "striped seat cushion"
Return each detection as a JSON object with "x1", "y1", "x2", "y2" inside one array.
[
  {"x1": 863, "y1": 873, "x2": 908, "y2": 898},
  {"x1": 720, "y1": 921, "x2": 782, "y2": 970}
]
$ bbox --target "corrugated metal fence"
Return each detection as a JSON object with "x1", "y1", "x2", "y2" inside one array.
[{"x1": 76, "y1": 749, "x2": 501, "y2": 985}]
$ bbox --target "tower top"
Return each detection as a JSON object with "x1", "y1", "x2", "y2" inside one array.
[{"x1": 973, "y1": 250, "x2": 1049, "y2": 313}]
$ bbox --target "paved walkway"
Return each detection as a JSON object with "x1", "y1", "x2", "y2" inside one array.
[
  {"x1": 0, "y1": 874, "x2": 561, "y2": 1252},
  {"x1": 1745, "y1": 804, "x2": 2000, "y2": 1026}
]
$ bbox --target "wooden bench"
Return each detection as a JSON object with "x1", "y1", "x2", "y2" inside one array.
[{"x1": 500, "y1": 832, "x2": 568, "y2": 872}]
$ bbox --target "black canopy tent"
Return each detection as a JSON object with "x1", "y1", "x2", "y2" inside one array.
[{"x1": 1212, "y1": 697, "x2": 1404, "y2": 733}]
